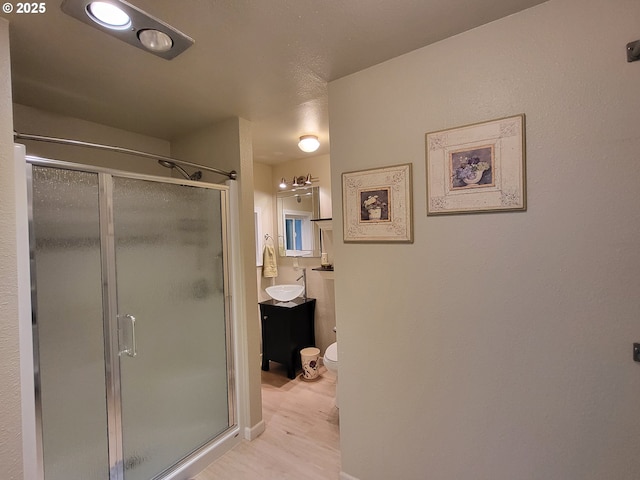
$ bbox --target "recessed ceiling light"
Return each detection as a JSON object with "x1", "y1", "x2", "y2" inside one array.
[
  {"x1": 138, "y1": 29, "x2": 173, "y2": 53},
  {"x1": 298, "y1": 135, "x2": 320, "y2": 153},
  {"x1": 86, "y1": 2, "x2": 131, "y2": 30}
]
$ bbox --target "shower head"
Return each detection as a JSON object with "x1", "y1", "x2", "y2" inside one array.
[
  {"x1": 157, "y1": 160, "x2": 202, "y2": 181},
  {"x1": 158, "y1": 159, "x2": 175, "y2": 168}
]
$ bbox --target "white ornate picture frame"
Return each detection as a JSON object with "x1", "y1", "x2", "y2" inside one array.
[
  {"x1": 426, "y1": 114, "x2": 526, "y2": 215},
  {"x1": 342, "y1": 163, "x2": 413, "y2": 243}
]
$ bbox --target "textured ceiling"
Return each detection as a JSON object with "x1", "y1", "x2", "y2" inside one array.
[{"x1": 4, "y1": 0, "x2": 546, "y2": 164}]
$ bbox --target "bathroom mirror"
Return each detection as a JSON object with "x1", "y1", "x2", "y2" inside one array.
[{"x1": 276, "y1": 185, "x2": 320, "y2": 257}]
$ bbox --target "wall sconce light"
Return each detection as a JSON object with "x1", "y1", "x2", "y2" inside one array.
[
  {"x1": 61, "y1": 0, "x2": 194, "y2": 60},
  {"x1": 298, "y1": 135, "x2": 320, "y2": 153},
  {"x1": 279, "y1": 174, "x2": 315, "y2": 189}
]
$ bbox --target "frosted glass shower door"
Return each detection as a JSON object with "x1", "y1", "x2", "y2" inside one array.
[
  {"x1": 111, "y1": 177, "x2": 231, "y2": 480},
  {"x1": 30, "y1": 166, "x2": 109, "y2": 480}
]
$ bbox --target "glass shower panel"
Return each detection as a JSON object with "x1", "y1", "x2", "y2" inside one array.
[
  {"x1": 112, "y1": 178, "x2": 229, "y2": 480},
  {"x1": 31, "y1": 166, "x2": 109, "y2": 480}
]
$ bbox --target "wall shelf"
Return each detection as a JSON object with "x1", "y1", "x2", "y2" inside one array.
[
  {"x1": 312, "y1": 267, "x2": 334, "y2": 280},
  {"x1": 311, "y1": 218, "x2": 332, "y2": 231}
]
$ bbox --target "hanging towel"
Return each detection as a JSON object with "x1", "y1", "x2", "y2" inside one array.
[{"x1": 262, "y1": 244, "x2": 278, "y2": 278}]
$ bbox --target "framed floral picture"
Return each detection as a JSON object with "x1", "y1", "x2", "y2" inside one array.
[
  {"x1": 426, "y1": 114, "x2": 526, "y2": 215},
  {"x1": 342, "y1": 163, "x2": 413, "y2": 243}
]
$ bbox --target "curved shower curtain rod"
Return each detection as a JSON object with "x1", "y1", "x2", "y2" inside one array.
[{"x1": 14, "y1": 131, "x2": 238, "y2": 180}]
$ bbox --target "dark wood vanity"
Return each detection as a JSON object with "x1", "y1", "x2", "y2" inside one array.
[{"x1": 259, "y1": 298, "x2": 316, "y2": 379}]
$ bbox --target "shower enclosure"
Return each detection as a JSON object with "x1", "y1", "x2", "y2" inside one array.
[{"x1": 27, "y1": 156, "x2": 235, "y2": 480}]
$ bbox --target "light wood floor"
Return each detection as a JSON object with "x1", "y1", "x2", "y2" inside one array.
[{"x1": 194, "y1": 364, "x2": 341, "y2": 480}]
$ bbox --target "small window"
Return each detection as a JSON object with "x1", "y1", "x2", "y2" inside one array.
[
  {"x1": 283, "y1": 211, "x2": 313, "y2": 255},
  {"x1": 276, "y1": 185, "x2": 320, "y2": 257}
]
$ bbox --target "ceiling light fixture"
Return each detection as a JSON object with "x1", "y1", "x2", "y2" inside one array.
[
  {"x1": 61, "y1": 0, "x2": 194, "y2": 60},
  {"x1": 298, "y1": 135, "x2": 320, "y2": 153},
  {"x1": 86, "y1": 2, "x2": 131, "y2": 30},
  {"x1": 138, "y1": 29, "x2": 173, "y2": 53}
]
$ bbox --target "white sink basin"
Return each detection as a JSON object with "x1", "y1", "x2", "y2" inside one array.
[{"x1": 265, "y1": 284, "x2": 304, "y2": 302}]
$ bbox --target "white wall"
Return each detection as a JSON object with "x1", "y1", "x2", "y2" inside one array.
[
  {"x1": 0, "y1": 18, "x2": 24, "y2": 480},
  {"x1": 329, "y1": 0, "x2": 640, "y2": 479}
]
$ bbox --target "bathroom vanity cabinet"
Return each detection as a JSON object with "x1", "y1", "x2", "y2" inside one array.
[{"x1": 260, "y1": 298, "x2": 316, "y2": 379}]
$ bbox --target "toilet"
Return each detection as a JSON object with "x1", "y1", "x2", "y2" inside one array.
[{"x1": 323, "y1": 342, "x2": 339, "y2": 407}]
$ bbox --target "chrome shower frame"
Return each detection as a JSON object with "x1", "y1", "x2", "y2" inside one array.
[{"x1": 26, "y1": 155, "x2": 237, "y2": 480}]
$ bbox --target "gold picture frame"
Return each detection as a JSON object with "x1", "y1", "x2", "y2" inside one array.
[
  {"x1": 342, "y1": 163, "x2": 413, "y2": 243},
  {"x1": 426, "y1": 114, "x2": 526, "y2": 215}
]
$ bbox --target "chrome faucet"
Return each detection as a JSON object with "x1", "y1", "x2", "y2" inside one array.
[{"x1": 296, "y1": 268, "x2": 307, "y2": 301}]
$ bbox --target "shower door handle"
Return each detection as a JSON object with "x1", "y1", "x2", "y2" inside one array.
[{"x1": 118, "y1": 313, "x2": 138, "y2": 357}]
